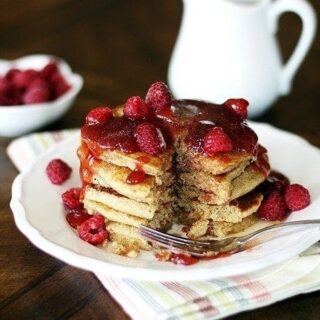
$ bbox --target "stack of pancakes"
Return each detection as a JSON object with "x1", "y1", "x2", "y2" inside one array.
[
  {"x1": 176, "y1": 143, "x2": 270, "y2": 238},
  {"x1": 79, "y1": 101, "x2": 271, "y2": 256},
  {"x1": 78, "y1": 140, "x2": 175, "y2": 256}
]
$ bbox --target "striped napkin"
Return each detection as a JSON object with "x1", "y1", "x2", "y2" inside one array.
[{"x1": 7, "y1": 130, "x2": 320, "y2": 320}]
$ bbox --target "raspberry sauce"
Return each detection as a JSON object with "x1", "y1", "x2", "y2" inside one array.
[
  {"x1": 81, "y1": 117, "x2": 140, "y2": 153},
  {"x1": 170, "y1": 253, "x2": 199, "y2": 265},
  {"x1": 81, "y1": 100, "x2": 258, "y2": 157},
  {"x1": 77, "y1": 142, "x2": 101, "y2": 185},
  {"x1": 251, "y1": 145, "x2": 270, "y2": 176},
  {"x1": 66, "y1": 210, "x2": 91, "y2": 229},
  {"x1": 155, "y1": 250, "x2": 234, "y2": 265},
  {"x1": 257, "y1": 170, "x2": 290, "y2": 196},
  {"x1": 178, "y1": 100, "x2": 258, "y2": 156},
  {"x1": 125, "y1": 155, "x2": 151, "y2": 184},
  {"x1": 126, "y1": 171, "x2": 146, "y2": 184}
]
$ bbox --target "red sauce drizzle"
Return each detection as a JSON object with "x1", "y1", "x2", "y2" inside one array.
[
  {"x1": 126, "y1": 155, "x2": 151, "y2": 184},
  {"x1": 252, "y1": 145, "x2": 271, "y2": 176},
  {"x1": 177, "y1": 100, "x2": 258, "y2": 156},
  {"x1": 257, "y1": 169, "x2": 290, "y2": 196},
  {"x1": 170, "y1": 253, "x2": 199, "y2": 265},
  {"x1": 80, "y1": 100, "x2": 258, "y2": 157},
  {"x1": 77, "y1": 142, "x2": 101, "y2": 185},
  {"x1": 126, "y1": 171, "x2": 146, "y2": 185},
  {"x1": 155, "y1": 250, "x2": 235, "y2": 265}
]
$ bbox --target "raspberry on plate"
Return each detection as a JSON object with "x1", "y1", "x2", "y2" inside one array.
[
  {"x1": 86, "y1": 106, "x2": 113, "y2": 125},
  {"x1": 62, "y1": 188, "x2": 83, "y2": 210},
  {"x1": 46, "y1": 159, "x2": 72, "y2": 185},
  {"x1": 284, "y1": 184, "x2": 311, "y2": 211},
  {"x1": 135, "y1": 122, "x2": 166, "y2": 155},
  {"x1": 224, "y1": 98, "x2": 249, "y2": 119},
  {"x1": 258, "y1": 190, "x2": 286, "y2": 221},
  {"x1": 66, "y1": 209, "x2": 91, "y2": 229},
  {"x1": 123, "y1": 96, "x2": 149, "y2": 120},
  {"x1": 145, "y1": 81, "x2": 172, "y2": 113},
  {"x1": 203, "y1": 127, "x2": 233, "y2": 156},
  {"x1": 78, "y1": 214, "x2": 109, "y2": 245}
]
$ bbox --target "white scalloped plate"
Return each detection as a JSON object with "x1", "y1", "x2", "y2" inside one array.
[{"x1": 10, "y1": 122, "x2": 320, "y2": 281}]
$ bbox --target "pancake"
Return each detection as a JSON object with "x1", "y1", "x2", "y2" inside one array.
[
  {"x1": 85, "y1": 199, "x2": 148, "y2": 227},
  {"x1": 78, "y1": 97, "x2": 271, "y2": 256},
  {"x1": 81, "y1": 139, "x2": 173, "y2": 177},
  {"x1": 178, "y1": 162, "x2": 267, "y2": 205},
  {"x1": 84, "y1": 199, "x2": 173, "y2": 230},
  {"x1": 179, "y1": 192, "x2": 263, "y2": 224},
  {"x1": 177, "y1": 138, "x2": 254, "y2": 175},
  {"x1": 83, "y1": 185, "x2": 171, "y2": 219},
  {"x1": 187, "y1": 214, "x2": 259, "y2": 239},
  {"x1": 107, "y1": 222, "x2": 152, "y2": 253},
  {"x1": 179, "y1": 146, "x2": 268, "y2": 193}
]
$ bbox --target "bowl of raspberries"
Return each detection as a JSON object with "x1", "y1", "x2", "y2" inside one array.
[{"x1": 0, "y1": 54, "x2": 83, "y2": 137}]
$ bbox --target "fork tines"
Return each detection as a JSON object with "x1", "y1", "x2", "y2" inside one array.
[{"x1": 139, "y1": 225, "x2": 219, "y2": 256}]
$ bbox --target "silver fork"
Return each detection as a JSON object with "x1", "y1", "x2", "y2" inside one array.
[{"x1": 140, "y1": 220, "x2": 320, "y2": 257}]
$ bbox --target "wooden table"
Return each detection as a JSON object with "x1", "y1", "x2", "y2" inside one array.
[{"x1": 1, "y1": 1, "x2": 319, "y2": 319}]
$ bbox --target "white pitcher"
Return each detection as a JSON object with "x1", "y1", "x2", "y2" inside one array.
[{"x1": 168, "y1": 0, "x2": 317, "y2": 117}]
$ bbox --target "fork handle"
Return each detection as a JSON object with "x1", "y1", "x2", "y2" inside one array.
[{"x1": 239, "y1": 219, "x2": 320, "y2": 244}]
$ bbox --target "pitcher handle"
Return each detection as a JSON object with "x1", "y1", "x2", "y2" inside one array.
[{"x1": 268, "y1": 0, "x2": 317, "y2": 95}]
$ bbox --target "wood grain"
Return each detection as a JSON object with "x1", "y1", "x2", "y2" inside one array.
[{"x1": 0, "y1": 0, "x2": 319, "y2": 319}]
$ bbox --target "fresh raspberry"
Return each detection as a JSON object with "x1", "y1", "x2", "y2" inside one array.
[
  {"x1": 11, "y1": 89, "x2": 23, "y2": 105},
  {"x1": 4, "y1": 68, "x2": 19, "y2": 81},
  {"x1": 203, "y1": 127, "x2": 233, "y2": 155},
  {"x1": 86, "y1": 106, "x2": 113, "y2": 125},
  {"x1": 62, "y1": 188, "x2": 83, "y2": 210},
  {"x1": 135, "y1": 123, "x2": 166, "y2": 155},
  {"x1": 0, "y1": 78, "x2": 14, "y2": 105},
  {"x1": 224, "y1": 98, "x2": 249, "y2": 119},
  {"x1": 0, "y1": 95, "x2": 9, "y2": 105},
  {"x1": 12, "y1": 69, "x2": 37, "y2": 90},
  {"x1": 123, "y1": 96, "x2": 149, "y2": 120},
  {"x1": 66, "y1": 209, "x2": 91, "y2": 229},
  {"x1": 78, "y1": 214, "x2": 109, "y2": 245},
  {"x1": 0, "y1": 93, "x2": 13, "y2": 105},
  {"x1": 41, "y1": 62, "x2": 59, "y2": 79},
  {"x1": 51, "y1": 72, "x2": 71, "y2": 97},
  {"x1": 46, "y1": 159, "x2": 72, "y2": 185},
  {"x1": 0, "y1": 77, "x2": 8, "y2": 92},
  {"x1": 145, "y1": 81, "x2": 172, "y2": 113},
  {"x1": 22, "y1": 85, "x2": 50, "y2": 104},
  {"x1": 284, "y1": 184, "x2": 311, "y2": 211},
  {"x1": 258, "y1": 190, "x2": 286, "y2": 221}
]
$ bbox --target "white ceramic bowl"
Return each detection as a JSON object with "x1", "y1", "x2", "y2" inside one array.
[{"x1": 0, "y1": 54, "x2": 83, "y2": 137}]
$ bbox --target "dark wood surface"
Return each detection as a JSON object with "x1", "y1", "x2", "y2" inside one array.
[{"x1": 0, "y1": 1, "x2": 319, "y2": 319}]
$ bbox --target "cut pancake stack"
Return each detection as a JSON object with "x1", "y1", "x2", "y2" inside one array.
[
  {"x1": 176, "y1": 143, "x2": 270, "y2": 238},
  {"x1": 78, "y1": 141, "x2": 175, "y2": 256},
  {"x1": 78, "y1": 95, "x2": 272, "y2": 256}
]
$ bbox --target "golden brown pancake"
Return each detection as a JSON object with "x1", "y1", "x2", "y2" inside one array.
[{"x1": 79, "y1": 100, "x2": 271, "y2": 256}]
